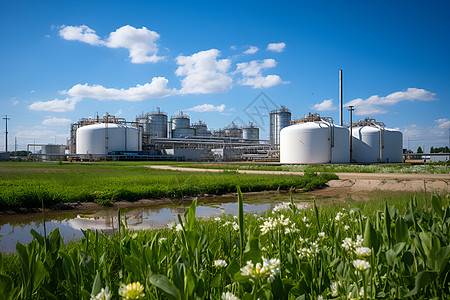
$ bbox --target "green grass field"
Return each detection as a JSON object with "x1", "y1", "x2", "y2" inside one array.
[
  {"x1": 1, "y1": 191, "x2": 449, "y2": 299},
  {"x1": 0, "y1": 162, "x2": 336, "y2": 209}
]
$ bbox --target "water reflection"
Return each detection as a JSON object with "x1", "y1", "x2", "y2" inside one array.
[{"x1": 0, "y1": 194, "x2": 303, "y2": 253}]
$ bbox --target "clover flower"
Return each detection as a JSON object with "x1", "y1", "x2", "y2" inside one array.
[
  {"x1": 222, "y1": 292, "x2": 239, "y2": 300},
  {"x1": 352, "y1": 259, "x2": 371, "y2": 271},
  {"x1": 355, "y1": 247, "x2": 371, "y2": 257},
  {"x1": 240, "y1": 257, "x2": 280, "y2": 283},
  {"x1": 214, "y1": 259, "x2": 228, "y2": 267},
  {"x1": 119, "y1": 282, "x2": 145, "y2": 299},
  {"x1": 330, "y1": 281, "x2": 340, "y2": 297},
  {"x1": 91, "y1": 286, "x2": 112, "y2": 300}
]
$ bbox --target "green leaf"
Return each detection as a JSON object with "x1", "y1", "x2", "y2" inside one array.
[
  {"x1": 149, "y1": 275, "x2": 180, "y2": 300},
  {"x1": 384, "y1": 202, "x2": 392, "y2": 246},
  {"x1": 0, "y1": 274, "x2": 13, "y2": 300},
  {"x1": 395, "y1": 217, "x2": 409, "y2": 243},
  {"x1": 431, "y1": 193, "x2": 444, "y2": 221},
  {"x1": 404, "y1": 270, "x2": 438, "y2": 297},
  {"x1": 363, "y1": 218, "x2": 379, "y2": 254},
  {"x1": 237, "y1": 186, "x2": 245, "y2": 264},
  {"x1": 211, "y1": 274, "x2": 221, "y2": 288},
  {"x1": 243, "y1": 236, "x2": 262, "y2": 265},
  {"x1": 30, "y1": 229, "x2": 45, "y2": 246},
  {"x1": 91, "y1": 272, "x2": 102, "y2": 296},
  {"x1": 226, "y1": 258, "x2": 240, "y2": 278},
  {"x1": 184, "y1": 198, "x2": 197, "y2": 231}
]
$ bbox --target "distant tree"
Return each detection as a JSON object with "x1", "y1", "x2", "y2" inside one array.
[
  {"x1": 430, "y1": 146, "x2": 434, "y2": 153},
  {"x1": 417, "y1": 146, "x2": 423, "y2": 153}
]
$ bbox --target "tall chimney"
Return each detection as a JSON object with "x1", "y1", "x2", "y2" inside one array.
[{"x1": 339, "y1": 69, "x2": 343, "y2": 126}]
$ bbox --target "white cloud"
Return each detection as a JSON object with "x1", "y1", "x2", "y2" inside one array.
[
  {"x1": 230, "y1": 46, "x2": 237, "y2": 50},
  {"x1": 66, "y1": 77, "x2": 174, "y2": 101},
  {"x1": 267, "y1": 42, "x2": 286, "y2": 52},
  {"x1": 244, "y1": 46, "x2": 258, "y2": 55},
  {"x1": 175, "y1": 49, "x2": 232, "y2": 94},
  {"x1": 59, "y1": 25, "x2": 105, "y2": 46},
  {"x1": 28, "y1": 98, "x2": 79, "y2": 112},
  {"x1": 186, "y1": 103, "x2": 226, "y2": 112},
  {"x1": 106, "y1": 25, "x2": 164, "y2": 63},
  {"x1": 235, "y1": 59, "x2": 287, "y2": 88},
  {"x1": 59, "y1": 25, "x2": 164, "y2": 63},
  {"x1": 312, "y1": 99, "x2": 337, "y2": 111},
  {"x1": 42, "y1": 117, "x2": 72, "y2": 126},
  {"x1": 346, "y1": 88, "x2": 436, "y2": 116},
  {"x1": 436, "y1": 118, "x2": 450, "y2": 128}
]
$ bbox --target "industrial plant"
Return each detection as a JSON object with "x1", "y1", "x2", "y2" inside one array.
[{"x1": 24, "y1": 71, "x2": 404, "y2": 163}]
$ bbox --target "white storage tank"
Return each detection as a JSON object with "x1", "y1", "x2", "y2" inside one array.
[
  {"x1": 382, "y1": 128, "x2": 403, "y2": 163},
  {"x1": 76, "y1": 123, "x2": 141, "y2": 155},
  {"x1": 351, "y1": 126, "x2": 382, "y2": 163},
  {"x1": 352, "y1": 126, "x2": 402, "y2": 163},
  {"x1": 280, "y1": 121, "x2": 349, "y2": 164}
]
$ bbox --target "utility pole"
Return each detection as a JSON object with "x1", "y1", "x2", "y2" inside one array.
[
  {"x1": 14, "y1": 137, "x2": 17, "y2": 157},
  {"x1": 3, "y1": 115, "x2": 10, "y2": 152},
  {"x1": 348, "y1": 106, "x2": 355, "y2": 162},
  {"x1": 339, "y1": 69, "x2": 343, "y2": 126}
]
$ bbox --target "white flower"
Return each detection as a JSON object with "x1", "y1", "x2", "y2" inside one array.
[
  {"x1": 214, "y1": 260, "x2": 228, "y2": 267},
  {"x1": 91, "y1": 286, "x2": 112, "y2": 300},
  {"x1": 119, "y1": 282, "x2": 145, "y2": 299},
  {"x1": 222, "y1": 291, "x2": 239, "y2": 300},
  {"x1": 159, "y1": 237, "x2": 167, "y2": 244},
  {"x1": 330, "y1": 281, "x2": 340, "y2": 297},
  {"x1": 356, "y1": 235, "x2": 364, "y2": 247},
  {"x1": 341, "y1": 238, "x2": 353, "y2": 251},
  {"x1": 214, "y1": 217, "x2": 221, "y2": 221},
  {"x1": 360, "y1": 287, "x2": 365, "y2": 297},
  {"x1": 344, "y1": 225, "x2": 350, "y2": 230},
  {"x1": 355, "y1": 247, "x2": 371, "y2": 257},
  {"x1": 240, "y1": 257, "x2": 280, "y2": 283},
  {"x1": 175, "y1": 224, "x2": 183, "y2": 232},
  {"x1": 232, "y1": 223, "x2": 240, "y2": 231},
  {"x1": 317, "y1": 296, "x2": 324, "y2": 300},
  {"x1": 352, "y1": 259, "x2": 371, "y2": 271},
  {"x1": 318, "y1": 232, "x2": 325, "y2": 237}
]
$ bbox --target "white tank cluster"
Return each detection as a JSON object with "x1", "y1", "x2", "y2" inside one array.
[
  {"x1": 76, "y1": 123, "x2": 141, "y2": 155},
  {"x1": 280, "y1": 115, "x2": 402, "y2": 164},
  {"x1": 280, "y1": 114, "x2": 349, "y2": 164}
]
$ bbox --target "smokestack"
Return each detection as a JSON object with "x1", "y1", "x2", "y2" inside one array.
[{"x1": 339, "y1": 70, "x2": 343, "y2": 126}]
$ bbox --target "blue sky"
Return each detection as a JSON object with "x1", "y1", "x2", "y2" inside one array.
[{"x1": 1, "y1": 0, "x2": 449, "y2": 152}]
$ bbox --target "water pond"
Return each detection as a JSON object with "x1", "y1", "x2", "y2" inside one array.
[{"x1": 0, "y1": 193, "x2": 320, "y2": 253}]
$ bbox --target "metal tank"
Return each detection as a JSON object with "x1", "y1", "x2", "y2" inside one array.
[
  {"x1": 242, "y1": 123, "x2": 259, "y2": 141},
  {"x1": 270, "y1": 106, "x2": 291, "y2": 145},
  {"x1": 148, "y1": 108, "x2": 168, "y2": 138},
  {"x1": 172, "y1": 128, "x2": 196, "y2": 138},
  {"x1": 280, "y1": 121, "x2": 349, "y2": 164},
  {"x1": 76, "y1": 123, "x2": 141, "y2": 155},
  {"x1": 171, "y1": 111, "x2": 190, "y2": 131},
  {"x1": 224, "y1": 122, "x2": 242, "y2": 138},
  {"x1": 41, "y1": 144, "x2": 66, "y2": 161},
  {"x1": 191, "y1": 121, "x2": 211, "y2": 136},
  {"x1": 382, "y1": 128, "x2": 403, "y2": 163},
  {"x1": 351, "y1": 126, "x2": 383, "y2": 163}
]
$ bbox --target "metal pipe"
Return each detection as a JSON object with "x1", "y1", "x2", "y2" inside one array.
[
  {"x1": 348, "y1": 106, "x2": 354, "y2": 162},
  {"x1": 339, "y1": 70, "x2": 343, "y2": 126}
]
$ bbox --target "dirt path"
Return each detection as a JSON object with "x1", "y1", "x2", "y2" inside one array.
[{"x1": 147, "y1": 165, "x2": 450, "y2": 193}]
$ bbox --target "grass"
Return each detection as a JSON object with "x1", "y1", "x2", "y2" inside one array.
[
  {"x1": 178, "y1": 162, "x2": 450, "y2": 174},
  {"x1": 0, "y1": 161, "x2": 336, "y2": 209},
  {"x1": 0, "y1": 191, "x2": 449, "y2": 299}
]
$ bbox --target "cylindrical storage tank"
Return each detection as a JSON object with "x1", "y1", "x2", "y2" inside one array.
[
  {"x1": 149, "y1": 112, "x2": 168, "y2": 138},
  {"x1": 42, "y1": 145, "x2": 66, "y2": 155},
  {"x1": 172, "y1": 128, "x2": 196, "y2": 138},
  {"x1": 224, "y1": 126, "x2": 242, "y2": 138},
  {"x1": 270, "y1": 107, "x2": 291, "y2": 145},
  {"x1": 76, "y1": 123, "x2": 141, "y2": 154},
  {"x1": 280, "y1": 122, "x2": 349, "y2": 164},
  {"x1": 171, "y1": 112, "x2": 190, "y2": 131},
  {"x1": 351, "y1": 126, "x2": 382, "y2": 163},
  {"x1": 192, "y1": 121, "x2": 210, "y2": 136},
  {"x1": 243, "y1": 126, "x2": 259, "y2": 141},
  {"x1": 383, "y1": 128, "x2": 403, "y2": 163}
]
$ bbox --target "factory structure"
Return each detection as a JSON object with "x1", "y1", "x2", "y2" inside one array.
[
  {"x1": 62, "y1": 108, "x2": 276, "y2": 162},
  {"x1": 27, "y1": 71, "x2": 404, "y2": 163}
]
